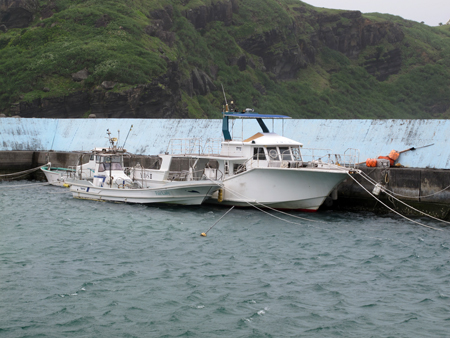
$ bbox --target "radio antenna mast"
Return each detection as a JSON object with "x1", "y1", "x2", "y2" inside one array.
[
  {"x1": 122, "y1": 124, "x2": 133, "y2": 149},
  {"x1": 221, "y1": 84, "x2": 229, "y2": 112}
]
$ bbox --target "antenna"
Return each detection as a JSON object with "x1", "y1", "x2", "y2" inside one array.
[
  {"x1": 123, "y1": 124, "x2": 133, "y2": 149},
  {"x1": 221, "y1": 84, "x2": 229, "y2": 112}
]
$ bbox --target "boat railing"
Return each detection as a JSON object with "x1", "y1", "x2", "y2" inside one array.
[
  {"x1": 301, "y1": 148, "x2": 359, "y2": 168},
  {"x1": 166, "y1": 138, "x2": 222, "y2": 155},
  {"x1": 67, "y1": 166, "x2": 95, "y2": 179},
  {"x1": 242, "y1": 147, "x2": 360, "y2": 170}
]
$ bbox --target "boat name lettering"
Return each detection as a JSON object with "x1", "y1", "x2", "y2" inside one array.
[{"x1": 155, "y1": 191, "x2": 170, "y2": 196}]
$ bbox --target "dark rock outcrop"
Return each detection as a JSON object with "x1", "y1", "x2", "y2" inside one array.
[
  {"x1": 95, "y1": 14, "x2": 111, "y2": 28},
  {"x1": 363, "y1": 48, "x2": 402, "y2": 80},
  {"x1": 40, "y1": 2, "x2": 57, "y2": 20},
  {"x1": 183, "y1": 68, "x2": 217, "y2": 97},
  {"x1": 0, "y1": 0, "x2": 37, "y2": 29},
  {"x1": 101, "y1": 81, "x2": 116, "y2": 90},
  {"x1": 182, "y1": 0, "x2": 235, "y2": 29},
  {"x1": 316, "y1": 11, "x2": 404, "y2": 59},
  {"x1": 15, "y1": 60, "x2": 184, "y2": 118},
  {"x1": 145, "y1": 5, "x2": 175, "y2": 46},
  {"x1": 238, "y1": 28, "x2": 309, "y2": 80},
  {"x1": 72, "y1": 68, "x2": 89, "y2": 82}
]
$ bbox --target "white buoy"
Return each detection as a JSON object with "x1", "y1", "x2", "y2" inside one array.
[{"x1": 372, "y1": 183, "x2": 382, "y2": 196}]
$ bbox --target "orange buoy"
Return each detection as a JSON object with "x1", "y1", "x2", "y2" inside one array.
[
  {"x1": 366, "y1": 158, "x2": 377, "y2": 167},
  {"x1": 388, "y1": 150, "x2": 400, "y2": 161}
]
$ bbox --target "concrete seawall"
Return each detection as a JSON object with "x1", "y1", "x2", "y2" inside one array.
[
  {"x1": 327, "y1": 167, "x2": 450, "y2": 220},
  {"x1": 1, "y1": 118, "x2": 449, "y2": 168}
]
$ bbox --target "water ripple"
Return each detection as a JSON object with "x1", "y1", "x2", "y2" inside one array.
[{"x1": 0, "y1": 182, "x2": 449, "y2": 337}]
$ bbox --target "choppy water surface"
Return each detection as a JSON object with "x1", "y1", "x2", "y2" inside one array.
[{"x1": 1, "y1": 181, "x2": 449, "y2": 337}]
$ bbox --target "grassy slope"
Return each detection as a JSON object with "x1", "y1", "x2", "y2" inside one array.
[{"x1": 0, "y1": 0, "x2": 449, "y2": 118}]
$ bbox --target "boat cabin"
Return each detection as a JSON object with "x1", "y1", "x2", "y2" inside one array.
[{"x1": 92, "y1": 153, "x2": 130, "y2": 187}]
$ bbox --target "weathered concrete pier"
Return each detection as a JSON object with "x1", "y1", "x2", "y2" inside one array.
[{"x1": 1, "y1": 118, "x2": 449, "y2": 219}]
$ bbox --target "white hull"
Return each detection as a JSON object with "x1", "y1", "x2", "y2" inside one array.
[
  {"x1": 69, "y1": 180, "x2": 219, "y2": 205},
  {"x1": 41, "y1": 167, "x2": 73, "y2": 187},
  {"x1": 206, "y1": 167, "x2": 349, "y2": 210}
]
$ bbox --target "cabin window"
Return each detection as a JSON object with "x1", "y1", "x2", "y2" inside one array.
[
  {"x1": 102, "y1": 162, "x2": 123, "y2": 170},
  {"x1": 224, "y1": 161, "x2": 229, "y2": 174},
  {"x1": 291, "y1": 147, "x2": 302, "y2": 161},
  {"x1": 267, "y1": 147, "x2": 279, "y2": 161},
  {"x1": 234, "y1": 163, "x2": 246, "y2": 174},
  {"x1": 279, "y1": 147, "x2": 292, "y2": 161},
  {"x1": 253, "y1": 147, "x2": 266, "y2": 160},
  {"x1": 98, "y1": 156, "x2": 123, "y2": 170}
]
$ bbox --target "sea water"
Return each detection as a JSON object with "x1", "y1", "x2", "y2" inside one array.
[{"x1": 0, "y1": 181, "x2": 449, "y2": 337}]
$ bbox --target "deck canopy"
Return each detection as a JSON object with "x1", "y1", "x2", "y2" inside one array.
[
  {"x1": 222, "y1": 111, "x2": 291, "y2": 140},
  {"x1": 223, "y1": 112, "x2": 291, "y2": 119}
]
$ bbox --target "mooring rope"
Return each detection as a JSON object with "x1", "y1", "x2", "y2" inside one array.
[
  {"x1": 348, "y1": 173, "x2": 442, "y2": 231},
  {"x1": 358, "y1": 169, "x2": 450, "y2": 200},
  {"x1": 210, "y1": 179, "x2": 327, "y2": 224},
  {"x1": 208, "y1": 178, "x2": 410, "y2": 244},
  {"x1": 0, "y1": 162, "x2": 50, "y2": 178},
  {"x1": 356, "y1": 172, "x2": 450, "y2": 226}
]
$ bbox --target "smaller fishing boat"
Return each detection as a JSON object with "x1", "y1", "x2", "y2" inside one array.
[
  {"x1": 66, "y1": 131, "x2": 220, "y2": 205},
  {"x1": 41, "y1": 156, "x2": 96, "y2": 187}
]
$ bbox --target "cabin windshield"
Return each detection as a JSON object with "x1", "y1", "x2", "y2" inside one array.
[
  {"x1": 267, "y1": 147, "x2": 280, "y2": 161},
  {"x1": 97, "y1": 156, "x2": 123, "y2": 172},
  {"x1": 279, "y1": 147, "x2": 292, "y2": 161},
  {"x1": 253, "y1": 147, "x2": 266, "y2": 160},
  {"x1": 291, "y1": 146, "x2": 302, "y2": 161}
]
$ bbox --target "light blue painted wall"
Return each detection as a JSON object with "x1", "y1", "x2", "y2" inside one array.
[{"x1": 0, "y1": 118, "x2": 447, "y2": 169}]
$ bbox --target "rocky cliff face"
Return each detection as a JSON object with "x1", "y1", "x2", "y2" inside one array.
[
  {"x1": 0, "y1": 0, "x2": 37, "y2": 29},
  {"x1": 1, "y1": 0, "x2": 410, "y2": 118},
  {"x1": 13, "y1": 60, "x2": 185, "y2": 118}
]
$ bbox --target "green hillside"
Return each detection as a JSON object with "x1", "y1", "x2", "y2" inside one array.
[{"x1": 0, "y1": 0, "x2": 450, "y2": 118}]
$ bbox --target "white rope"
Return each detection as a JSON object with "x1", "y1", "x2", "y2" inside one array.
[
  {"x1": 348, "y1": 173, "x2": 442, "y2": 231},
  {"x1": 212, "y1": 180, "x2": 326, "y2": 224},
  {"x1": 205, "y1": 168, "x2": 444, "y2": 236},
  {"x1": 359, "y1": 169, "x2": 450, "y2": 200},
  {"x1": 0, "y1": 162, "x2": 50, "y2": 178},
  {"x1": 357, "y1": 172, "x2": 450, "y2": 226},
  {"x1": 211, "y1": 178, "x2": 407, "y2": 244}
]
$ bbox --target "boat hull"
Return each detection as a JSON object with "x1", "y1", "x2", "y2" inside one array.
[
  {"x1": 41, "y1": 167, "x2": 73, "y2": 187},
  {"x1": 68, "y1": 180, "x2": 219, "y2": 205},
  {"x1": 206, "y1": 167, "x2": 349, "y2": 210}
]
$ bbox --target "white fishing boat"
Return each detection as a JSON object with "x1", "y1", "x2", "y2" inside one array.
[
  {"x1": 41, "y1": 156, "x2": 96, "y2": 187},
  {"x1": 66, "y1": 132, "x2": 220, "y2": 205},
  {"x1": 160, "y1": 109, "x2": 358, "y2": 211}
]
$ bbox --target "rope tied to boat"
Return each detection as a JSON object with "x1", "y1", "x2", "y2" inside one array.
[
  {"x1": 348, "y1": 172, "x2": 443, "y2": 231},
  {"x1": 0, "y1": 162, "x2": 50, "y2": 178},
  {"x1": 201, "y1": 206, "x2": 235, "y2": 237},
  {"x1": 206, "y1": 178, "x2": 410, "y2": 245}
]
